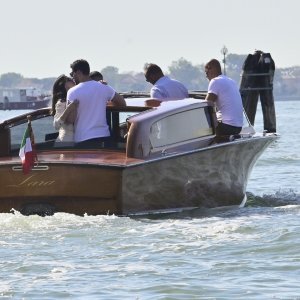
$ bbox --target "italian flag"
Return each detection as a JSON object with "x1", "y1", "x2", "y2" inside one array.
[{"x1": 19, "y1": 122, "x2": 37, "y2": 174}]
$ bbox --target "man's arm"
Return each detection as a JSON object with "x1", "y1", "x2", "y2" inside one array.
[
  {"x1": 109, "y1": 92, "x2": 126, "y2": 106},
  {"x1": 59, "y1": 100, "x2": 79, "y2": 124},
  {"x1": 145, "y1": 99, "x2": 161, "y2": 107},
  {"x1": 205, "y1": 92, "x2": 217, "y2": 102}
]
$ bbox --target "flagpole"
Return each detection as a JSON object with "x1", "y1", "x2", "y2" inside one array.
[
  {"x1": 27, "y1": 115, "x2": 34, "y2": 144},
  {"x1": 27, "y1": 115, "x2": 38, "y2": 166},
  {"x1": 19, "y1": 115, "x2": 38, "y2": 174},
  {"x1": 27, "y1": 115, "x2": 32, "y2": 125}
]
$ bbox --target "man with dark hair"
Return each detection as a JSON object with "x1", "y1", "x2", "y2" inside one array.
[
  {"x1": 89, "y1": 71, "x2": 104, "y2": 82},
  {"x1": 144, "y1": 63, "x2": 189, "y2": 101},
  {"x1": 205, "y1": 59, "x2": 243, "y2": 136},
  {"x1": 70, "y1": 59, "x2": 91, "y2": 84},
  {"x1": 67, "y1": 59, "x2": 126, "y2": 146},
  {"x1": 90, "y1": 70, "x2": 109, "y2": 85}
]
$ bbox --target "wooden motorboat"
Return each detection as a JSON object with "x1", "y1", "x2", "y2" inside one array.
[{"x1": 0, "y1": 92, "x2": 278, "y2": 216}]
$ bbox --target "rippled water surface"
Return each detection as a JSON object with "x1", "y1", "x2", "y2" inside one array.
[{"x1": 0, "y1": 101, "x2": 299, "y2": 299}]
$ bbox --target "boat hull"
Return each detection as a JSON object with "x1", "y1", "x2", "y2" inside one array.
[
  {"x1": 0, "y1": 136, "x2": 275, "y2": 216},
  {"x1": 121, "y1": 136, "x2": 272, "y2": 214},
  {"x1": 0, "y1": 99, "x2": 49, "y2": 110}
]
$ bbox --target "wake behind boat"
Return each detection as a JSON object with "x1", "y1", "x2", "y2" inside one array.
[{"x1": 0, "y1": 92, "x2": 278, "y2": 216}]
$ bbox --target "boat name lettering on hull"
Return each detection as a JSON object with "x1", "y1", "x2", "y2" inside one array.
[{"x1": 8, "y1": 175, "x2": 55, "y2": 188}]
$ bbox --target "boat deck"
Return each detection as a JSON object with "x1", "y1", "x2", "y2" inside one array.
[{"x1": 0, "y1": 149, "x2": 144, "y2": 167}]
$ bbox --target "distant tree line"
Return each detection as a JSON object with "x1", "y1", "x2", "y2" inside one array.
[{"x1": 0, "y1": 54, "x2": 299, "y2": 100}]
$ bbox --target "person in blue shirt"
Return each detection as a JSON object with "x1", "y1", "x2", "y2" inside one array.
[{"x1": 144, "y1": 63, "x2": 189, "y2": 106}]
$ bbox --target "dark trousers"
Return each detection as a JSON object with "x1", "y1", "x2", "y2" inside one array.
[
  {"x1": 74, "y1": 137, "x2": 110, "y2": 149},
  {"x1": 216, "y1": 122, "x2": 242, "y2": 136}
]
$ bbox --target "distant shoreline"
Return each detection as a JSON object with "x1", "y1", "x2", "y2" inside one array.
[{"x1": 275, "y1": 96, "x2": 300, "y2": 101}]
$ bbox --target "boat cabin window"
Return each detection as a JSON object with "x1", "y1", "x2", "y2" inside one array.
[{"x1": 149, "y1": 107, "x2": 213, "y2": 148}]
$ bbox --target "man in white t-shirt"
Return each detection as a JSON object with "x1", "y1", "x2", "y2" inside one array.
[
  {"x1": 144, "y1": 63, "x2": 189, "y2": 107},
  {"x1": 205, "y1": 59, "x2": 243, "y2": 136},
  {"x1": 67, "y1": 59, "x2": 126, "y2": 146}
]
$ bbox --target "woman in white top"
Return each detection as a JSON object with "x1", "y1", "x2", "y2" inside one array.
[{"x1": 52, "y1": 75, "x2": 78, "y2": 145}]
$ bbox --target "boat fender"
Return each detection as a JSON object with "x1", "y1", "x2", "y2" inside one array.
[{"x1": 20, "y1": 202, "x2": 56, "y2": 216}]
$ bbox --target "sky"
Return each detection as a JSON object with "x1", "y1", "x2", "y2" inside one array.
[{"x1": 0, "y1": 0, "x2": 298, "y2": 78}]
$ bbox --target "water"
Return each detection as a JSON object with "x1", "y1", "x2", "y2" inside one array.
[{"x1": 0, "y1": 102, "x2": 299, "y2": 299}]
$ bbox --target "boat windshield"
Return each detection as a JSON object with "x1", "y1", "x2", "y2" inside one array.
[{"x1": 2, "y1": 105, "x2": 150, "y2": 155}]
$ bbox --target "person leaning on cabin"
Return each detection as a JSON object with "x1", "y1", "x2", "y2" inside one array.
[
  {"x1": 67, "y1": 59, "x2": 126, "y2": 148},
  {"x1": 204, "y1": 59, "x2": 244, "y2": 137},
  {"x1": 52, "y1": 75, "x2": 79, "y2": 145},
  {"x1": 144, "y1": 63, "x2": 189, "y2": 107}
]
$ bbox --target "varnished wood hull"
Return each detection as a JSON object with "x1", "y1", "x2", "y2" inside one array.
[{"x1": 0, "y1": 136, "x2": 276, "y2": 216}]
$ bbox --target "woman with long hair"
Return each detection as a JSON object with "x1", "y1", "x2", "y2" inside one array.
[{"x1": 52, "y1": 75, "x2": 78, "y2": 144}]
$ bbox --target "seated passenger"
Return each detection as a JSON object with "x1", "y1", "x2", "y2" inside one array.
[
  {"x1": 204, "y1": 59, "x2": 243, "y2": 137},
  {"x1": 144, "y1": 63, "x2": 189, "y2": 106},
  {"x1": 52, "y1": 75, "x2": 79, "y2": 145},
  {"x1": 68, "y1": 59, "x2": 126, "y2": 148}
]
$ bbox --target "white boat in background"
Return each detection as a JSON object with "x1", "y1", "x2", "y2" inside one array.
[
  {"x1": 0, "y1": 87, "x2": 50, "y2": 110},
  {"x1": 0, "y1": 92, "x2": 278, "y2": 216}
]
